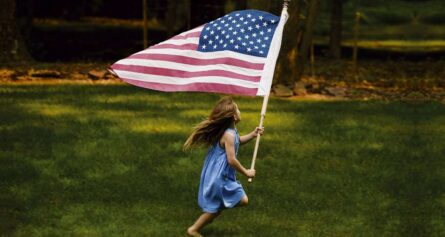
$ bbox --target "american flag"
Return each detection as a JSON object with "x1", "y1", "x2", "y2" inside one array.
[{"x1": 110, "y1": 9, "x2": 288, "y2": 96}]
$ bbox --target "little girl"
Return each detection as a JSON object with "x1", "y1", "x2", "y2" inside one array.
[{"x1": 184, "y1": 97, "x2": 263, "y2": 237}]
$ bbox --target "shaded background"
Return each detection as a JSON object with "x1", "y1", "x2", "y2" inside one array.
[{"x1": 2, "y1": 0, "x2": 443, "y2": 93}]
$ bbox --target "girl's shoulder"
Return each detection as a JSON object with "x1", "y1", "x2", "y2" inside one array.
[
  {"x1": 219, "y1": 128, "x2": 239, "y2": 149},
  {"x1": 224, "y1": 128, "x2": 239, "y2": 141},
  {"x1": 225, "y1": 127, "x2": 238, "y2": 134}
]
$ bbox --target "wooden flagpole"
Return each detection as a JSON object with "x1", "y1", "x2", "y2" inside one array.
[
  {"x1": 248, "y1": 0, "x2": 290, "y2": 183},
  {"x1": 248, "y1": 93, "x2": 270, "y2": 183}
]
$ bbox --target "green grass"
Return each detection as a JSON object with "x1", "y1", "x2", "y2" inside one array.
[{"x1": 1, "y1": 84, "x2": 445, "y2": 236}]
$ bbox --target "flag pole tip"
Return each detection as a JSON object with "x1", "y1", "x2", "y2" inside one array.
[{"x1": 283, "y1": 0, "x2": 291, "y2": 8}]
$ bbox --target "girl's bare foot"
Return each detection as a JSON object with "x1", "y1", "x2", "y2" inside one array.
[{"x1": 187, "y1": 227, "x2": 203, "y2": 237}]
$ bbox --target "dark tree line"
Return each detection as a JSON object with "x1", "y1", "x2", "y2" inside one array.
[{"x1": 1, "y1": 0, "x2": 346, "y2": 87}]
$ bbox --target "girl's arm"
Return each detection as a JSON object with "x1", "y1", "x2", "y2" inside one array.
[
  {"x1": 239, "y1": 127, "x2": 264, "y2": 145},
  {"x1": 222, "y1": 132, "x2": 255, "y2": 178}
]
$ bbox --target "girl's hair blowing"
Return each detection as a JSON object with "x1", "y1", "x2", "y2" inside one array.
[{"x1": 183, "y1": 97, "x2": 238, "y2": 150}]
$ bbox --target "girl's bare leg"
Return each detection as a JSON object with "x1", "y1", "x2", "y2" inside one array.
[
  {"x1": 187, "y1": 212, "x2": 221, "y2": 237},
  {"x1": 235, "y1": 195, "x2": 249, "y2": 207}
]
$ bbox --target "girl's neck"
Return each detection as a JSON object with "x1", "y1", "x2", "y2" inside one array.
[{"x1": 229, "y1": 122, "x2": 236, "y2": 129}]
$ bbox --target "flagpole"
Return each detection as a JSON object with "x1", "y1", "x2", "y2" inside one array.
[
  {"x1": 248, "y1": 0, "x2": 290, "y2": 183},
  {"x1": 248, "y1": 93, "x2": 269, "y2": 183}
]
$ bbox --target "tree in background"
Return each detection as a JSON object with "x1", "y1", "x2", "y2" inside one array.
[
  {"x1": 0, "y1": 0, "x2": 30, "y2": 64},
  {"x1": 295, "y1": 0, "x2": 321, "y2": 82},
  {"x1": 328, "y1": 0, "x2": 344, "y2": 59},
  {"x1": 275, "y1": 0, "x2": 304, "y2": 86}
]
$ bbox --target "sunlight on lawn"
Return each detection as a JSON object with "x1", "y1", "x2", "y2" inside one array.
[{"x1": 1, "y1": 85, "x2": 445, "y2": 236}]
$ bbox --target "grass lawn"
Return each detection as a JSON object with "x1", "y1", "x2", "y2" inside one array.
[{"x1": 1, "y1": 84, "x2": 445, "y2": 237}]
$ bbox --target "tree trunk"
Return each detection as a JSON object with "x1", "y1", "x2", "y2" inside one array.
[
  {"x1": 0, "y1": 0, "x2": 30, "y2": 65},
  {"x1": 165, "y1": 0, "x2": 177, "y2": 37},
  {"x1": 328, "y1": 0, "x2": 343, "y2": 59},
  {"x1": 275, "y1": 0, "x2": 303, "y2": 86},
  {"x1": 295, "y1": 0, "x2": 320, "y2": 82}
]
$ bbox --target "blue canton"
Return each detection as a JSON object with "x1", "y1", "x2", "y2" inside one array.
[{"x1": 198, "y1": 10, "x2": 280, "y2": 58}]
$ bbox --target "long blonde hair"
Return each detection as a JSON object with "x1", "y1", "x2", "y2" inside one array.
[{"x1": 183, "y1": 97, "x2": 238, "y2": 150}]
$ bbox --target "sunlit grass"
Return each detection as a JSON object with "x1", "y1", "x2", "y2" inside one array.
[
  {"x1": 343, "y1": 40, "x2": 445, "y2": 52},
  {"x1": 1, "y1": 84, "x2": 445, "y2": 236}
]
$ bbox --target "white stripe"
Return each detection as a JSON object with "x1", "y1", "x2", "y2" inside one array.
[
  {"x1": 113, "y1": 70, "x2": 259, "y2": 88},
  {"x1": 257, "y1": 9, "x2": 288, "y2": 96},
  {"x1": 115, "y1": 58, "x2": 263, "y2": 77},
  {"x1": 156, "y1": 37, "x2": 199, "y2": 46},
  {"x1": 134, "y1": 48, "x2": 266, "y2": 64}
]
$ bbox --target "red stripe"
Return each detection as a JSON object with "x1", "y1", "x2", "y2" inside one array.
[
  {"x1": 170, "y1": 31, "x2": 201, "y2": 40},
  {"x1": 128, "y1": 53, "x2": 264, "y2": 70},
  {"x1": 111, "y1": 64, "x2": 261, "y2": 82},
  {"x1": 150, "y1": 44, "x2": 198, "y2": 50},
  {"x1": 121, "y1": 78, "x2": 258, "y2": 96}
]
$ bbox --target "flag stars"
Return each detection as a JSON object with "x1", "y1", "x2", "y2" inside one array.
[{"x1": 198, "y1": 11, "x2": 278, "y2": 57}]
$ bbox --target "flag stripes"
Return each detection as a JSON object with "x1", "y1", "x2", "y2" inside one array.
[{"x1": 110, "y1": 10, "x2": 285, "y2": 96}]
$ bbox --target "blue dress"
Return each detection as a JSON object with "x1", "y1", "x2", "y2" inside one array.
[{"x1": 198, "y1": 128, "x2": 246, "y2": 213}]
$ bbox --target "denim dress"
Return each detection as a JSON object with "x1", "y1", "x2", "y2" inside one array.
[{"x1": 198, "y1": 128, "x2": 246, "y2": 213}]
